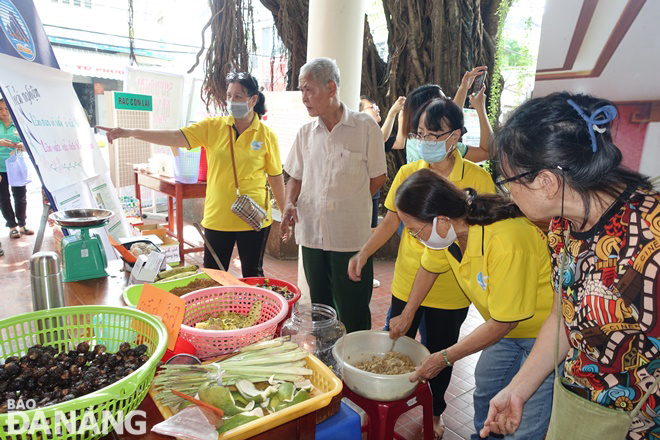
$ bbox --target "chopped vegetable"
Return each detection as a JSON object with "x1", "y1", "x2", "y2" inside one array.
[
  {"x1": 153, "y1": 337, "x2": 313, "y2": 408},
  {"x1": 217, "y1": 409, "x2": 263, "y2": 434},
  {"x1": 355, "y1": 351, "x2": 416, "y2": 374},
  {"x1": 198, "y1": 382, "x2": 244, "y2": 416},
  {"x1": 194, "y1": 301, "x2": 262, "y2": 330}
]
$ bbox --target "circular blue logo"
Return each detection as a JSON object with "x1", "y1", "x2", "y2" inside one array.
[{"x1": 0, "y1": 0, "x2": 36, "y2": 61}]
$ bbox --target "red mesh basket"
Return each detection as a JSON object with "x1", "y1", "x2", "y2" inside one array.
[{"x1": 179, "y1": 286, "x2": 289, "y2": 359}]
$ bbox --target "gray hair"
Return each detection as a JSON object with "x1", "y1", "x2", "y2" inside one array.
[{"x1": 300, "y1": 57, "x2": 341, "y2": 87}]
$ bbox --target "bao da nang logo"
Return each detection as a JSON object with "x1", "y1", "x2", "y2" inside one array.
[{"x1": 0, "y1": 0, "x2": 36, "y2": 61}]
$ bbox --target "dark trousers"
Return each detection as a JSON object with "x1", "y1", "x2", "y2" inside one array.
[
  {"x1": 301, "y1": 246, "x2": 373, "y2": 333},
  {"x1": 0, "y1": 172, "x2": 27, "y2": 228},
  {"x1": 202, "y1": 226, "x2": 270, "y2": 277},
  {"x1": 371, "y1": 189, "x2": 380, "y2": 228},
  {"x1": 391, "y1": 296, "x2": 469, "y2": 416}
]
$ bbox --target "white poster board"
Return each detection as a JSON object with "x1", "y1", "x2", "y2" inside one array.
[
  {"x1": 261, "y1": 91, "x2": 313, "y2": 162},
  {"x1": 125, "y1": 67, "x2": 184, "y2": 129},
  {"x1": 186, "y1": 77, "x2": 222, "y2": 125},
  {"x1": 0, "y1": 54, "x2": 107, "y2": 192}
]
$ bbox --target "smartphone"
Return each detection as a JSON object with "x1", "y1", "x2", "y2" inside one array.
[{"x1": 472, "y1": 72, "x2": 487, "y2": 94}]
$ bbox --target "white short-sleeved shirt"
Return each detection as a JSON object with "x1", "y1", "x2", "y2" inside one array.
[{"x1": 284, "y1": 104, "x2": 387, "y2": 252}]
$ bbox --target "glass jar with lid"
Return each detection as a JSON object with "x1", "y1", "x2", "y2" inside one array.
[{"x1": 280, "y1": 303, "x2": 346, "y2": 374}]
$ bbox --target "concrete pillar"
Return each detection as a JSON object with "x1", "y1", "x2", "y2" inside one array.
[
  {"x1": 296, "y1": 0, "x2": 367, "y2": 303},
  {"x1": 307, "y1": 0, "x2": 367, "y2": 111}
]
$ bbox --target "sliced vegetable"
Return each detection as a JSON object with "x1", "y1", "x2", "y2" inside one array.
[
  {"x1": 217, "y1": 413, "x2": 260, "y2": 434},
  {"x1": 198, "y1": 382, "x2": 243, "y2": 416},
  {"x1": 170, "y1": 388, "x2": 224, "y2": 417},
  {"x1": 274, "y1": 389, "x2": 310, "y2": 412},
  {"x1": 276, "y1": 382, "x2": 295, "y2": 402}
]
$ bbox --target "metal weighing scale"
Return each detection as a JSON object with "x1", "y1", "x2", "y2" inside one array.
[{"x1": 49, "y1": 209, "x2": 114, "y2": 282}]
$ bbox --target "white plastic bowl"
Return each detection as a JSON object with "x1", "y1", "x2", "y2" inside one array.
[{"x1": 332, "y1": 330, "x2": 430, "y2": 401}]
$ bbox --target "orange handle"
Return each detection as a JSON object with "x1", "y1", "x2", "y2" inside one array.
[{"x1": 170, "y1": 389, "x2": 225, "y2": 417}]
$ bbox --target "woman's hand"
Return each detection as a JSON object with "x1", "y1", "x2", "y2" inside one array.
[
  {"x1": 461, "y1": 66, "x2": 488, "y2": 89},
  {"x1": 410, "y1": 352, "x2": 446, "y2": 382},
  {"x1": 480, "y1": 387, "x2": 525, "y2": 437},
  {"x1": 280, "y1": 203, "x2": 298, "y2": 242},
  {"x1": 347, "y1": 252, "x2": 368, "y2": 282},
  {"x1": 387, "y1": 96, "x2": 406, "y2": 119},
  {"x1": 469, "y1": 86, "x2": 487, "y2": 110},
  {"x1": 96, "y1": 126, "x2": 132, "y2": 144},
  {"x1": 389, "y1": 311, "x2": 414, "y2": 340},
  {"x1": 0, "y1": 139, "x2": 14, "y2": 147}
]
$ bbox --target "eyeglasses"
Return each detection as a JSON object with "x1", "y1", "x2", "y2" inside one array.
[
  {"x1": 407, "y1": 223, "x2": 429, "y2": 241},
  {"x1": 494, "y1": 170, "x2": 536, "y2": 194},
  {"x1": 407, "y1": 129, "x2": 454, "y2": 142},
  {"x1": 368, "y1": 103, "x2": 380, "y2": 113}
]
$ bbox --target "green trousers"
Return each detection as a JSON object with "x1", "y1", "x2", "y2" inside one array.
[{"x1": 301, "y1": 247, "x2": 373, "y2": 333}]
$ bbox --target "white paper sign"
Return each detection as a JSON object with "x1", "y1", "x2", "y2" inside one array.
[
  {"x1": 0, "y1": 54, "x2": 107, "y2": 192},
  {"x1": 462, "y1": 108, "x2": 481, "y2": 147},
  {"x1": 262, "y1": 91, "x2": 313, "y2": 163}
]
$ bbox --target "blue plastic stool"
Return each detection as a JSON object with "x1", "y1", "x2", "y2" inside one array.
[{"x1": 315, "y1": 402, "x2": 362, "y2": 440}]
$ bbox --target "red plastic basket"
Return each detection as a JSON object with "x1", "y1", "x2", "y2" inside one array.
[
  {"x1": 198, "y1": 147, "x2": 208, "y2": 181},
  {"x1": 179, "y1": 286, "x2": 289, "y2": 359},
  {"x1": 239, "y1": 277, "x2": 302, "y2": 326}
]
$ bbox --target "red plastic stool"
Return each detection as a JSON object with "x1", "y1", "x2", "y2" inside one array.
[{"x1": 342, "y1": 382, "x2": 434, "y2": 440}]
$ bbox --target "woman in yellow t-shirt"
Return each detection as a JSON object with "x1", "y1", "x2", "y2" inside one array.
[
  {"x1": 347, "y1": 97, "x2": 495, "y2": 437},
  {"x1": 98, "y1": 73, "x2": 285, "y2": 276},
  {"x1": 390, "y1": 169, "x2": 554, "y2": 440}
]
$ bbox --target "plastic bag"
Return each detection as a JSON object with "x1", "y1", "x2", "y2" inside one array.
[
  {"x1": 151, "y1": 405, "x2": 222, "y2": 440},
  {"x1": 5, "y1": 152, "x2": 31, "y2": 187}
]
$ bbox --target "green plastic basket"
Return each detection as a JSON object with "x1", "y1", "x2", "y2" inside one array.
[{"x1": 0, "y1": 306, "x2": 167, "y2": 439}]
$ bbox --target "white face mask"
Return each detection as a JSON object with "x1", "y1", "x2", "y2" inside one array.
[
  {"x1": 421, "y1": 217, "x2": 457, "y2": 250},
  {"x1": 228, "y1": 100, "x2": 250, "y2": 119}
]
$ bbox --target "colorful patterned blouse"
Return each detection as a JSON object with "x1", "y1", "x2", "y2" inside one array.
[{"x1": 548, "y1": 186, "x2": 660, "y2": 440}]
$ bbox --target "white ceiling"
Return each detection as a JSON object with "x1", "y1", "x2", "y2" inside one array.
[{"x1": 533, "y1": 0, "x2": 660, "y2": 102}]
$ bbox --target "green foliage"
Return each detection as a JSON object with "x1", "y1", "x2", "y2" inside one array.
[
  {"x1": 487, "y1": 0, "x2": 514, "y2": 126},
  {"x1": 500, "y1": 37, "x2": 533, "y2": 68}
]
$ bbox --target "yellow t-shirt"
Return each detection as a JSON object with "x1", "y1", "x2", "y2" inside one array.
[
  {"x1": 421, "y1": 217, "x2": 554, "y2": 338},
  {"x1": 181, "y1": 115, "x2": 282, "y2": 231},
  {"x1": 384, "y1": 151, "x2": 496, "y2": 309}
]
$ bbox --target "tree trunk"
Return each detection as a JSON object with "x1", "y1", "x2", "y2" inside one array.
[{"x1": 253, "y1": 0, "x2": 505, "y2": 196}]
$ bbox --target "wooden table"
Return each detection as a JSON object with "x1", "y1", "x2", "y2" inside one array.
[
  {"x1": 58, "y1": 261, "x2": 316, "y2": 439},
  {"x1": 133, "y1": 171, "x2": 207, "y2": 263}
]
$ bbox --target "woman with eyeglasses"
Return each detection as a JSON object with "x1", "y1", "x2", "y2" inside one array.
[
  {"x1": 98, "y1": 72, "x2": 285, "y2": 277},
  {"x1": 479, "y1": 93, "x2": 660, "y2": 440},
  {"x1": 348, "y1": 96, "x2": 495, "y2": 438},
  {"x1": 391, "y1": 168, "x2": 555, "y2": 440},
  {"x1": 393, "y1": 66, "x2": 492, "y2": 164}
]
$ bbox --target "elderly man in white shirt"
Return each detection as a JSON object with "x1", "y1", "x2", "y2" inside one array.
[{"x1": 281, "y1": 58, "x2": 387, "y2": 332}]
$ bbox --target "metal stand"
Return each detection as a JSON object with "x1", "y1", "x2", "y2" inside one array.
[{"x1": 33, "y1": 201, "x2": 51, "y2": 254}]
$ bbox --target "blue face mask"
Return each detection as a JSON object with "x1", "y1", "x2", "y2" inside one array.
[{"x1": 420, "y1": 134, "x2": 455, "y2": 164}]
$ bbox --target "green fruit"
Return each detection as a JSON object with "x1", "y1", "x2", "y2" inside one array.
[
  {"x1": 276, "y1": 382, "x2": 295, "y2": 402},
  {"x1": 217, "y1": 414, "x2": 260, "y2": 434},
  {"x1": 274, "y1": 389, "x2": 310, "y2": 412},
  {"x1": 198, "y1": 381, "x2": 243, "y2": 416}
]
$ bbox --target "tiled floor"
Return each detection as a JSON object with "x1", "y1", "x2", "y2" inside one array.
[{"x1": 2, "y1": 184, "x2": 482, "y2": 439}]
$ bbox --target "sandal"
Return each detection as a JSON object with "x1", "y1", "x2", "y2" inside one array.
[
  {"x1": 433, "y1": 415, "x2": 445, "y2": 439},
  {"x1": 9, "y1": 229, "x2": 20, "y2": 239},
  {"x1": 20, "y1": 227, "x2": 34, "y2": 236}
]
